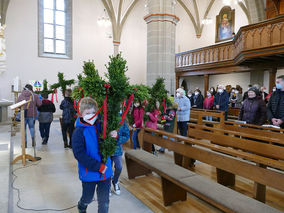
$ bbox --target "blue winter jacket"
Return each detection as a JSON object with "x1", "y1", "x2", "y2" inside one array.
[
  {"x1": 112, "y1": 122, "x2": 130, "y2": 157},
  {"x1": 175, "y1": 95, "x2": 191, "y2": 122},
  {"x1": 214, "y1": 91, "x2": 229, "y2": 112},
  {"x1": 72, "y1": 117, "x2": 112, "y2": 182}
]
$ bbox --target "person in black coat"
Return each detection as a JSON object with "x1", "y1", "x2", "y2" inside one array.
[
  {"x1": 214, "y1": 85, "x2": 229, "y2": 120},
  {"x1": 267, "y1": 75, "x2": 284, "y2": 128},
  {"x1": 187, "y1": 90, "x2": 194, "y2": 107},
  {"x1": 239, "y1": 88, "x2": 267, "y2": 125},
  {"x1": 192, "y1": 89, "x2": 204, "y2": 109},
  {"x1": 38, "y1": 93, "x2": 56, "y2": 144},
  {"x1": 60, "y1": 89, "x2": 76, "y2": 148}
]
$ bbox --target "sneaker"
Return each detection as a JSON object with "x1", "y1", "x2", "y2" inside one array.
[{"x1": 113, "y1": 183, "x2": 121, "y2": 195}]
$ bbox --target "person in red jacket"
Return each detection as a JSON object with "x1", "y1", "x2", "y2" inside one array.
[
  {"x1": 203, "y1": 91, "x2": 214, "y2": 121},
  {"x1": 131, "y1": 101, "x2": 144, "y2": 149},
  {"x1": 145, "y1": 101, "x2": 160, "y2": 154}
]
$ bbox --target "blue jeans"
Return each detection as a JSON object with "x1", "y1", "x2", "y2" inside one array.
[
  {"x1": 177, "y1": 121, "x2": 188, "y2": 137},
  {"x1": 39, "y1": 122, "x2": 51, "y2": 139},
  {"x1": 78, "y1": 178, "x2": 111, "y2": 213},
  {"x1": 206, "y1": 116, "x2": 213, "y2": 121},
  {"x1": 25, "y1": 117, "x2": 35, "y2": 144},
  {"x1": 111, "y1": 156, "x2": 123, "y2": 184},
  {"x1": 132, "y1": 129, "x2": 141, "y2": 149}
]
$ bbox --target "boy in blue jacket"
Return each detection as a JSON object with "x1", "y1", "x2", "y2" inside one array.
[{"x1": 72, "y1": 97, "x2": 116, "y2": 213}]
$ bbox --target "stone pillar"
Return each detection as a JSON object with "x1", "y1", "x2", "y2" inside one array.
[
  {"x1": 250, "y1": 70, "x2": 264, "y2": 86},
  {"x1": 113, "y1": 41, "x2": 120, "y2": 56},
  {"x1": 247, "y1": 0, "x2": 265, "y2": 23},
  {"x1": 145, "y1": 0, "x2": 179, "y2": 95}
]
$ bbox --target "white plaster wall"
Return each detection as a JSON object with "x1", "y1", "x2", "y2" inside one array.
[
  {"x1": 176, "y1": 0, "x2": 249, "y2": 52},
  {"x1": 209, "y1": 72, "x2": 251, "y2": 92},
  {"x1": 1, "y1": 0, "x2": 250, "y2": 117},
  {"x1": 277, "y1": 68, "x2": 284, "y2": 76},
  {"x1": 263, "y1": 71, "x2": 269, "y2": 91},
  {"x1": 183, "y1": 76, "x2": 205, "y2": 94},
  {"x1": 2, "y1": 0, "x2": 146, "y2": 116}
]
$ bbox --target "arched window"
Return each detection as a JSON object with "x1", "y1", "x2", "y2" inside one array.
[{"x1": 38, "y1": 0, "x2": 72, "y2": 59}]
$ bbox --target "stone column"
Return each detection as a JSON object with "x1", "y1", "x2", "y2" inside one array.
[
  {"x1": 250, "y1": 70, "x2": 264, "y2": 86},
  {"x1": 269, "y1": 68, "x2": 277, "y2": 92},
  {"x1": 144, "y1": 0, "x2": 179, "y2": 95},
  {"x1": 113, "y1": 41, "x2": 120, "y2": 56}
]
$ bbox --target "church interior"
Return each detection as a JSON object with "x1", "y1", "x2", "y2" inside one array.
[{"x1": 0, "y1": 0, "x2": 284, "y2": 212}]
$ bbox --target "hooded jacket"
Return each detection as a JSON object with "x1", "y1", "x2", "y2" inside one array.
[
  {"x1": 60, "y1": 97, "x2": 76, "y2": 123},
  {"x1": 239, "y1": 97, "x2": 267, "y2": 125},
  {"x1": 112, "y1": 122, "x2": 130, "y2": 156},
  {"x1": 72, "y1": 117, "x2": 112, "y2": 182},
  {"x1": 175, "y1": 95, "x2": 191, "y2": 122},
  {"x1": 132, "y1": 107, "x2": 144, "y2": 128},
  {"x1": 267, "y1": 90, "x2": 284, "y2": 128},
  {"x1": 38, "y1": 99, "x2": 56, "y2": 123},
  {"x1": 17, "y1": 89, "x2": 42, "y2": 118},
  {"x1": 145, "y1": 109, "x2": 159, "y2": 129}
]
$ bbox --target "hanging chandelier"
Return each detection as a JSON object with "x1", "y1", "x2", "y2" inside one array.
[
  {"x1": 201, "y1": 18, "x2": 213, "y2": 25},
  {"x1": 97, "y1": 9, "x2": 111, "y2": 27},
  {"x1": 222, "y1": 0, "x2": 243, "y2": 5}
]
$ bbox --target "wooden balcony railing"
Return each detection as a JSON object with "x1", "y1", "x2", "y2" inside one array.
[{"x1": 176, "y1": 15, "x2": 284, "y2": 71}]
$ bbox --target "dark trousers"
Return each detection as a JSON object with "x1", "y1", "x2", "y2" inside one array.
[
  {"x1": 78, "y1": 178, "x2": 111, "y2": 213},
  {"x1": 177, "y1": 121, "x2": 188, "y2": 137},
  {"x1": 62, "y1": 122, "x2": 74, "y2": 145},
  {"x1": 132, "y1": 129, "x2": 141, "y2": 149},
  {"x1": 39, "y1": 122, "x2": 51, "y2": 140},
  {"x1": 111, "y1": 156, "x2": 123, "y2": 184}
]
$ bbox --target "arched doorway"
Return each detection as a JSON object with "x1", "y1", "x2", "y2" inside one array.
[{"x1": 181, "y1": 80, "x2": 188, "y2": 94}]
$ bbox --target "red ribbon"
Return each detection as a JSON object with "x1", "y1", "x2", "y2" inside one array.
[
  {"x1": 144, "y1": 99, "x2": 147, "y2": 107},
  {"x1": 162, "y1": 98, "x2": 167, "y2": 113},
  {"x1": 102, "y1": 84, "x2": 110, "y2": 139},
  {"x1": 74, "y1": 88, "x2": 85, "y2": 116},
  {"x1": 122, "y1": 99, "x2": 126, "y2": 112},
  {"x1": 120, "y1": 94, "x2": 134, "y2": 126},
  {"x1": 51, "y1": 89, "x2": 58, "y2": 103}
]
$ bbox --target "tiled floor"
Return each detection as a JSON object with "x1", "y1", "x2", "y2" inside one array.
[{"x1": 7, "y1": 120, "x2": 152, "y2": 213}]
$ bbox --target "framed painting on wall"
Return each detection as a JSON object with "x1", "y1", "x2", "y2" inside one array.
[{"x1": 215, "y1": 6, "x2": 235, "y2": 43}]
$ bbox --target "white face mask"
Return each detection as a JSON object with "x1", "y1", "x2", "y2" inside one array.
[
  {"x1": 83, "y1": 114, "x2": 98, "y2": 125},
  {"x1": 194, "y1": 92, "x2": 199, "y2": 96},
  {"x1": 232, "y1": 90, "x2": 235, "y2": 93},
  {"x1": 176, "y1": 93, "x2": 181, "y2": 98},
  {"x1": 207, "y1": 93, "x2": 211, "y2": 97},
  {"x1": 273, "y1": 88, "x2": 276, "y2": 92},
  {"x1": 235, "y1": 90, "x2": 239, "y2": 94},
  {"x1": 218, "y1": 89, "x2": 223, "y2": 93},
  {"x1": 188, "y1": 94, "x2": 192, "y2": 97},
  {"x1": 134, "y1": 103, "x2": 140, "y2": 108}
]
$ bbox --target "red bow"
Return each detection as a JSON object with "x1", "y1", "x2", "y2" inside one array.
[{"x1": 51, "y1": 89, "x2": 58, "y2": 103}]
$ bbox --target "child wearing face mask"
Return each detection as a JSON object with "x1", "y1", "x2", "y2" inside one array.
[
  {"x1": 131, "y1": 101, "x2": 144, "y2": 149},
  {"x1": 72, "y1": 97, "x2": 116, "y2": 213},
  {"x1": 229, "y1": 88, "x2": 242, "y2": 108},
  {"x1": 203, "y1": 91, "x2": 214, "y2": 121}
]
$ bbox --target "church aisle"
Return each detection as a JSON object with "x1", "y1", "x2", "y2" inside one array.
[{"x1": 9, "y1": 120, "x2": 152, "y2": 213}]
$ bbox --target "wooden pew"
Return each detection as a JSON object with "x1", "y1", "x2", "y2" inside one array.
[
  {"x1": 190, "y1": 109, "x2": 225, "y2": 128},
  {"x1": 187, "y1": 123, "x2": 284, "y2": 202},
  {"x1": 228, "y1": 107, "x2": 240, "y2": 120},
  {"x1": 224, "y1": 121, "x2": 284, "y2": 145},
  {"x1": 125, "y1": 129, "x2": 282, "y2": 213}
]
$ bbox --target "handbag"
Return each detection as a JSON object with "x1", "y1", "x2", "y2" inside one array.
[{"x1": 15, "y1": 97, "x2": 32, "y2": 122}]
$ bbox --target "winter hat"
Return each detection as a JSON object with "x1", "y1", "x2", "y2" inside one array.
[{"x1": 248, "y1": 87, "x2": 259, "y2": 95}]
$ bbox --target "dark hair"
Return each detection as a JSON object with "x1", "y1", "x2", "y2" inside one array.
[
  {"x1": 65, "y1": 89, "x2": 72, "y2": 97},
  {"x1": 277, "y1": 75, "x2": 284, "y2": 81},
  {"x1": 25, "y1": 84, "x2": 33, "y2": 91},
  {"x1": 248, "y1": 84, "x2": 252, "y2": 87},
  {"x1": 42, "y1": 93, "x2": 48, "y2": 99}
]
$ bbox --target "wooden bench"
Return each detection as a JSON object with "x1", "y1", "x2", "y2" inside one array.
[
  {"x1": 187, "y1": 123, "x2": 284, "y2": 202},
  {"x1": 189, "y1": 109, "x2": 225, "y2": 128},
  {"x1": 224, "y1": 121, "x2": 284, "y2": 145},
  {"x1": 125, "y1": 137, "x2": 282, "y2": 212},
  {"x1": 228, "y1": 107, "x2": 240, "y2": 120}
]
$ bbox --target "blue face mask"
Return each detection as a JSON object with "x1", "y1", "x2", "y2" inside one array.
[{"x1": 276, "y1": 83, "x2": 283, "y2": 90}]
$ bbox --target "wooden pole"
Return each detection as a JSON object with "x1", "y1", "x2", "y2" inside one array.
[
  {"x1": 204, "y1": 74, "x2": 209, "y2": 95},
  {"x1": 11, "y1": 103, "x2": 36, "y2": 165},
  {"x1": 269, "y1": 68, "x2": 277, "y2": 92}
]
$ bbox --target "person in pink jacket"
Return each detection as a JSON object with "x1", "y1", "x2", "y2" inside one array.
[
  {"x1": 203, "y1": 91, "x2": 214, "y2": 121},
  {"x1": 145, "y1": 101, "x2": 160, "y2": 154},
  {"x1": 132, "y1": 102, "x2": 144, "y2": 149}
]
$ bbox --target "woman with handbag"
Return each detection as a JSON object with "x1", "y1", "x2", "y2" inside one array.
[{"x1": 17, "y1": 84, "x2": 42, "y2": 148}]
